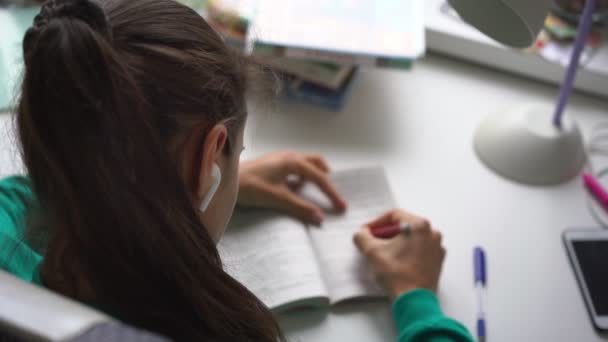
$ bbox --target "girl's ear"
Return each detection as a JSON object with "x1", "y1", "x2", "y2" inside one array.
[{"x1": 196, "y1": 124, "x2": 228, "y2": 202}]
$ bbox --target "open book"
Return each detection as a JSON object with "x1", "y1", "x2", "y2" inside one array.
[{"x1": 218, "y1": 166, "x2": 396, "y2": 312}]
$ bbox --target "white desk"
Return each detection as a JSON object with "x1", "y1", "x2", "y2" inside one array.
[
  {"x1": 241, "y1": 54, "x2": 608, "y2": 341},
  {"x1": 1, "y1": 53, "x2": 607, "y2": 341}
]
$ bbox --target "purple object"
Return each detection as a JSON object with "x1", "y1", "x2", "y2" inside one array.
[
  {"x1": 553, "y1": 0, "x2": 597, "y2": 128},
  {"x1": 477, "y1": 319, "x2": 486, "y2": 341},
  {"x1": 474, "y1": 246, "x2": 486, "y2": 285},
  {"x1": 474, "y1": 246, "x2": 487, "y2": 341}
]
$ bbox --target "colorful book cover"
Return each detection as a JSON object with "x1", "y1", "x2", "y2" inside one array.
[{"x1": 284, "y1": 68, "x2": 358, "y2": 111}]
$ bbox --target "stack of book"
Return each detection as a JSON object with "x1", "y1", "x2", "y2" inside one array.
[{"x1": 198, "y1": 0, "x2": 425, "y2": 111}]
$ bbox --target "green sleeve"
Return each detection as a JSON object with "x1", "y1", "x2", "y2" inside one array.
[
  {"x1": 0, "y1": 176, "x2": 42, "y2": 284},
  {"x1": 392, "y1": 289, "x2": 474, "y2": 342}
]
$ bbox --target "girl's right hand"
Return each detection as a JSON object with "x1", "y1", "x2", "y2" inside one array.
[{"x1": 353, "y1": 209, "x2": 446, "y2": 300}]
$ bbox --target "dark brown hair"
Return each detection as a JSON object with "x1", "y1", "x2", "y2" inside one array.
[{"x1": 17, "y1": 0, "x2": 282, "y2": 340}]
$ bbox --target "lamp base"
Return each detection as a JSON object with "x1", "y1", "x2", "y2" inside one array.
[{"x1": 473, "y1": 103, "x2": 586, "y2": 185}]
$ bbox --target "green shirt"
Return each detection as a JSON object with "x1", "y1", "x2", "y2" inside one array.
[
  {"x1": 0, "y1": 176, "x2": 42, "y2": 285},
  {"x1": 0, "y1": 176, "x2": 473, "y2": 342},
  {"x1": 393, "y1": 289, "x2": 473, "y2": 342}
]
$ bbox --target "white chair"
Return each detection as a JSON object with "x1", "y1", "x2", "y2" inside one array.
[{"x1": 0, "y1": 270, "x2": 169, "y2": 341}]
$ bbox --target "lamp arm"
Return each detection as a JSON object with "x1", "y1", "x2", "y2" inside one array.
[{"x1": 553, "y1": 0, "x2": 596, "y2": 128}]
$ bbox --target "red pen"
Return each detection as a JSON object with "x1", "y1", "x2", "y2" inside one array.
[{"x1": 371, "y1": 223, "x2": 412, "y2": 239}]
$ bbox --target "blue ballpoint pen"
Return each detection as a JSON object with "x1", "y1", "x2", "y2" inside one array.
[{"x1": 474, "y1": 247, "x2": 487, "y2": 342}]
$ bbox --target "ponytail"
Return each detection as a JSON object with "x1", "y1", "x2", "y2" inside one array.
[{"x1": 18, "y1": 0, "x2": 282, "y2": 340}]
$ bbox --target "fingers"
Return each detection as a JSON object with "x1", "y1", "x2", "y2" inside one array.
[
  {"x1": 363, "y1": 209, "x2": 443, "y2": 246},
  {"x1": 353, "y1": 226, "x2": 386, "y2": 255},
  {"x1": 431, "y1": 229, "x2": 442, "y2": 242},
  {"x1": 287, "y1": 157, "x2": 347, "y2": 211},
  {"x1": 261, "y1": 182, "x2": 325, "y2": 224},
  {"x1": 305, "y1": 154, "x2": 331, "y2": 173},
  {"x1": 366, "y1": 209, "x2": 431, "y2": 232},
  {"x1": 364, "y1": 209, "x2": 424, "y2": 229},
  {"x1": 363, "y1": 210, "x2": 401, "y2": 228}
]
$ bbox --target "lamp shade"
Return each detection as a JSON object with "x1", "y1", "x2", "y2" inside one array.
[
  {"x1": 447, "y1": 0, "x2": 590, "y2": 185},
  {"x1": 448, "y1": 0, "x2": 553, "y2": 48}
]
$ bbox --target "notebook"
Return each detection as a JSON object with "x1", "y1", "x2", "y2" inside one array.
[
  {"x1": 248, "y1": 0, "x2": 425, "y2": 68},
  {"x1": 218, "y1": 166, "x2": 395, "y2": 312}
]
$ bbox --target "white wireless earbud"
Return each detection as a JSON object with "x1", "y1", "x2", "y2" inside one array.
[{"x1": 199, "y1": 163, "x2": 222, "y2": 213}]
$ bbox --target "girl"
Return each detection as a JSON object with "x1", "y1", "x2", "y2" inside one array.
[{"x1": 0, "y1": 0, "x2": 474, "y2": 340}]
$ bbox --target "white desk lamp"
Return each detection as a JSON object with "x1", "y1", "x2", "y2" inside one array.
[{"x1": 449, "y1": 0, "x2": 595, "y2": 185}]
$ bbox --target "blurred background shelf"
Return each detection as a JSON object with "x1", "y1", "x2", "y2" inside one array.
[{"x1": 426, "y1": 0, "x2": 608, "y2": 99}]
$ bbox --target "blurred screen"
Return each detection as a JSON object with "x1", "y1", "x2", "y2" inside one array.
[{"x1": 573, "y1": 240, "x2": 608, "y2": 315}]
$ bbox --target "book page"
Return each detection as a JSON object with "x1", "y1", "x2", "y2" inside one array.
[
  {"x1": 252, "y1": 0, "x2": 425, "y2": 58},
  {"x1": 218, "y1": 208, "x2": 329, "y2": 311},
  {"x1": 303, "y1": 166, "x2": 396, "y2": 303}
]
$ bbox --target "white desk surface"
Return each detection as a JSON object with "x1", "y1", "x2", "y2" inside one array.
[
  {"x1": 1, "y1": 53, "x2": 608, "y2": 341},
  {"x1": 243, "y1": 54, "x2": 608, "y2": 342}
]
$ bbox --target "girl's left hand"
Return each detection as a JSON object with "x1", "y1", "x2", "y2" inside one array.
[{"x1": 238, "y1": 151, "x2": 347, "y2": 224}]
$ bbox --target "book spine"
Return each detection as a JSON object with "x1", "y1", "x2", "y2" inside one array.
[
  {"x1": 284, "y1": 47, "x2": 376, "y2": 66},
  {"x1": 253, "y1": 43, "x2": 413, "y2": 70}
]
